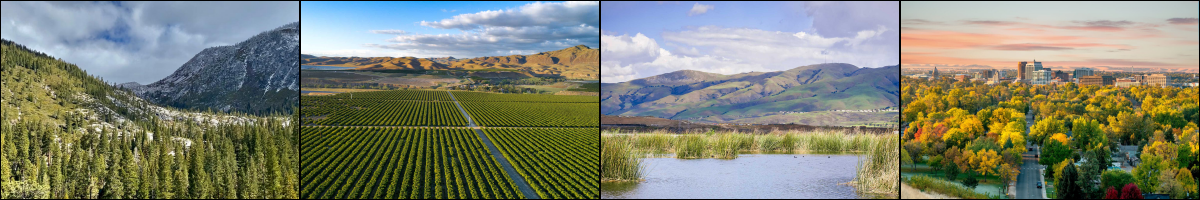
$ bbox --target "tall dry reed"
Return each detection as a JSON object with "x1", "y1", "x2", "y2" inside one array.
[
  {"x1": 601, "y1": 135, "x2": 644, "y2": 182},
  {"x1": 854, "y1": 134, "x2": 899, "y2": 196}
]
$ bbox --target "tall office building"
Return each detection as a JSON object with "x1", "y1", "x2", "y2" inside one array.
[
  {"x1": 1054, "y1": 70, "x2": 1070, "y2": 81},
  {"x1": 1073, "y1": 68, "x2": 1094, "y2": 79},
  {"x1": 1080, "y1": 75, "x2": 1115, "y2": 86},
  {"x1": 1017, "y1": 61, "x2": 1028, "y2": 80},
  {"x1": 1147, "y1": 74, "x2": 1170, "y2": 87},
  {"x1": 955, "y1": 74, "x2": 972, "y2": 82},
  {"x1": 1025, "y1": 61, "x2": 1043, "y2": 80},
  {"x1": 1030, "y1": 70, "x2": 1053, "y2": 85},
  {"x1": 930, "y1": 67, "x2": 939, "y2": 81}
]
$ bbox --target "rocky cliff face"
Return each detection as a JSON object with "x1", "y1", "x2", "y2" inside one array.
[{"x1": 123, "y1": 22, "x2": 299, "y2": 115}]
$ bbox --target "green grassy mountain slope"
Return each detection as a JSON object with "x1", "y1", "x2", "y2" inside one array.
[
  {"x1": 601, "y1": 63, "x2": 899, "y2": 125},
  {"x1": 1, "y1": 39, "x2": 154, "y2": 125}
]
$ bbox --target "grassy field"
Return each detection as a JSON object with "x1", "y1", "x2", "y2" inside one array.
[
  {"x1": 567, "y1": 82, "x2": 599, "y2": 92},
  {"x1": 904, "y1": 175, "x2": 993, "y2": 199},
  {"x1": 902, "y1": 163, "x2": 1006, "y2": 198},
  {"x1": 721, "y1": 111, "x2": 899, "y2": 127},
  {"x1": 517, "y1": 82, "x2": 573, "y2": 93}
]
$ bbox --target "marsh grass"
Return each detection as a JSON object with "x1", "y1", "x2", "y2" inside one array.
[
  {"x1": 674, "y1": 134, "x2": 707, "y2": 159},
  {"x1": 780, "y1": 133, "x2": 797, "y2": 152},
  {"x1": 632, "y1": 133, "x2": 673, "y2": 153},
  {"x1": 603, "y1": 129, "x2": 890, "y2": 157},
  {"x1": 756, "y1": 134, "x2": 783, "y2": 152},
  {"x1": 601, "y1": 135, "x2": 644, "y2": 182},
  {"x1": 711, "y1": 133, "x2": 742, "y2": 159},
  {"x1": 853, "y1": 134, "x2": 899, "y2": 196}
]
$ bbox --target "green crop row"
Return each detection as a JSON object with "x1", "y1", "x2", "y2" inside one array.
[
  {"x1": 451, "y1": 91, "x2": 598, "y2": 103},
  {"x1": 301, "y1": 98, "x2": 466, "y2": 126},
  {"x1": 300, "y1": 127, "x2": 523, "y2": 199},
  {"x1": 462, "y1": 102, "x2": 599, "y2": 127},
  {"x1": 485, "y1": 128, "x2": 599, "y2": 199},
  {"x1": 318, "y1": 90, "x2": 453, "y2": 101}
]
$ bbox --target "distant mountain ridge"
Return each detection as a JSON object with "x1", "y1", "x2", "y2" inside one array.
[
  {"x1": 121, "y1": 22, "x2": 299, "y2": 115},
  {"x1": 301, "y1": 45, "x2": 599, "y2": 79},
  {"x1": 601, "y1": 63, "x2": 899, "y2": 125}
]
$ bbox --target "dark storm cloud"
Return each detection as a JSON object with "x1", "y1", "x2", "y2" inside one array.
[{"x1": 0, "y1": 1, "x2": 299, "y2": 84}]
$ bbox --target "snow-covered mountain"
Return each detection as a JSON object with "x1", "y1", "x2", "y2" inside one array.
[{"x1": 121, "y1": 22, "x2": 299, "y2": 115}]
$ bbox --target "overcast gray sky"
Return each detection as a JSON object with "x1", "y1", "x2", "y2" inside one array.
[{"x1": 1, "y1": 1, "x2": 299, "y2": 84}]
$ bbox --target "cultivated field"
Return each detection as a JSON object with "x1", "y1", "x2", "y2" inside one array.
[
  {"x1": 300, "y1": 89, "x2": 600, "y2": 199},
  {"x1": 300, "y1": 127, "x2": 523, "y2": 199},
  {"x1": 486, "y1": 128, "x2": 599, "y2": 199}
]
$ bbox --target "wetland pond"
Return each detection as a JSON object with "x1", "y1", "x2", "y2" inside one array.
[{"x1": 601, "y1": 154, "x2": 883, "y2": 199}]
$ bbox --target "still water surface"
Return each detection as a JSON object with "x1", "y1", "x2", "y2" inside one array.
[{"x1": 601, "y1": 154, "x2": 876, "y2": 199}]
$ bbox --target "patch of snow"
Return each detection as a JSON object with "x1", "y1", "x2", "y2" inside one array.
[{"x1": 172, "y1": 137, "x2": 193, "y2": 148}]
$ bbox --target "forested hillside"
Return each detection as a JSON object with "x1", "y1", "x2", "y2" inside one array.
[{"x1": 1, "y1": 39, "x2": 299, "y2": 199}]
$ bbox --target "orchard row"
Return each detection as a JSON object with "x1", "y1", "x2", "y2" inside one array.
[
  {"x1": 300, "y1": 127, "x2": 524, "y2": 199},
  {"x1": 485, "y1": 128, "x2": 599, "y2": 199}
]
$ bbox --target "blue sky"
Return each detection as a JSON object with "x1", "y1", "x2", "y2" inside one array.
[
  {"x1": 0, "y1": 1, "x2": 298, "y2": 84},
  {"x1": 601, "y1": 1, "x2": 812, "y2": 43},
  {"x1": 302, "y1": 1, "x2": 599, "y2": 59},
  {"x1": 601, "y1": 1, "x2": 899, "y2": 83}
]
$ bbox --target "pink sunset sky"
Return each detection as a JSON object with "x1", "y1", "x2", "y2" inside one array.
[{"x1": 901, "y1": 1, "x2": 1199, "y2": 73}]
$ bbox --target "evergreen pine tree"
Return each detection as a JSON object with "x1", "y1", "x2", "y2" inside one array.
[
  {"x1": 69, "y1": 144, "x2": 86, "y2": 199},
  {"x1": 158, "y1": 143, "x2": 174, "y2": 199},
  {"x1": 102, "y1": 162, "x2": 124, "y2": 199},
  {"x1": 191, "y1": 144, "x2": 210, "y2": 199},
  {"x1": 175, "y1": 154, "x2": 189, "y2": 199},
  {"x1": 138, "y1": 150, "x2": 154, "y2": 199},
  {"x1": 122, "y1": 146, "x2": 139, "y2": 199},
  {"x1": 1, "y1": 154, "x2": 9, "y2": 183},
  {"x1": 1059, "y1": 164, "x2": 1084, "y2": 199}
]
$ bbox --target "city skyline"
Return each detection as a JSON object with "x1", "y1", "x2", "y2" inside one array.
[{"x1": 902, "y1": 1, "x2": 1200, "y2": 73}]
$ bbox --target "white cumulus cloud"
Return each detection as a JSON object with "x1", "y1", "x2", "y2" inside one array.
[
  {"x1": 688, "y1": 3, "x2": 714, "y2": 16},
  {"x1": 367, "y1": 1, "x2": 598, "y2": 58},
  {"x1": 602, "y1": 25, "x2": 896, "y2": 83}
]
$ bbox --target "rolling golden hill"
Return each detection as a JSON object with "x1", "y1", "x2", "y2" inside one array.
[{"x1": 301, "y1": 45, "x2": 598, "y2": 79}]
